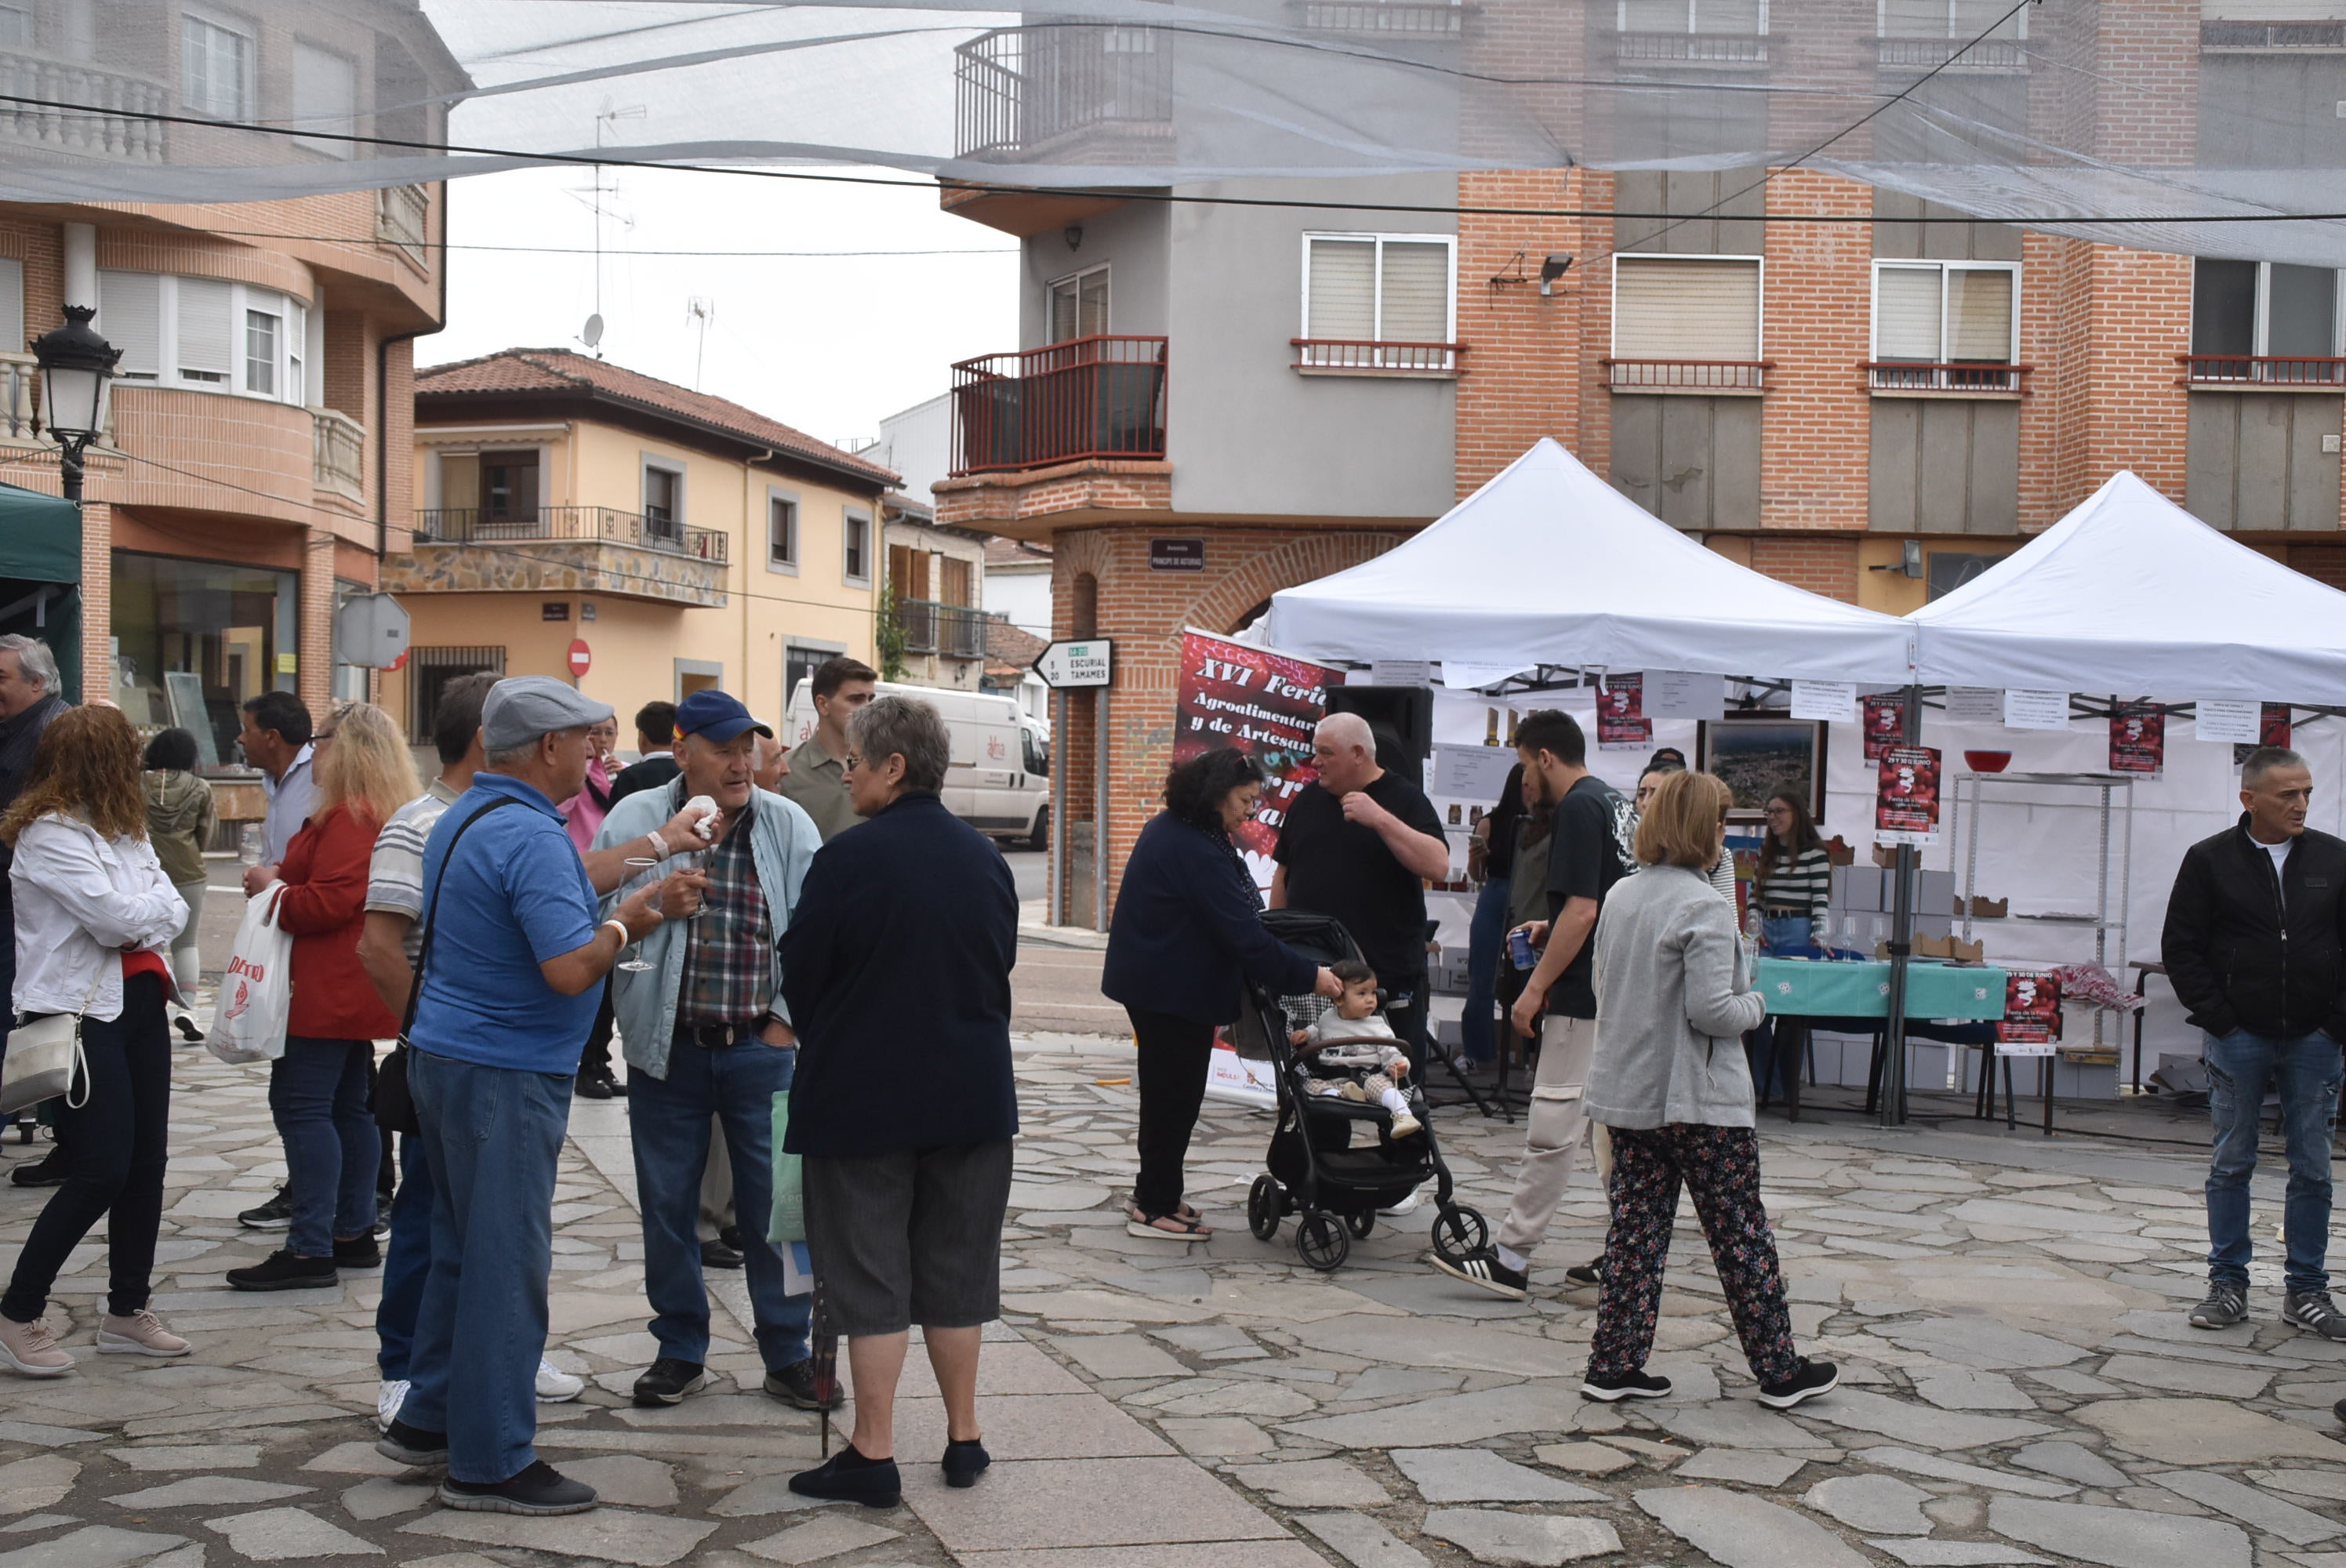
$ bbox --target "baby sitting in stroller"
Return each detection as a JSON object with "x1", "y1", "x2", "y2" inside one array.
[{"x1": 1289, "y1": 960, "x2": 1423, "y2": 1141}]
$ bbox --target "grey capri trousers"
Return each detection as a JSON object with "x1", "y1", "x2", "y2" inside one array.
[{"x1": 801, "y1": 1139, "x2": 1015, "y2": 1338}]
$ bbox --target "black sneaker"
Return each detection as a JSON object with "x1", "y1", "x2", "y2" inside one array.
[
  {"x1": 2283, "y1": 1292, "x2": 2346, "y2": 1341},
  {"x1": 333, "y1": 1234, "x2": 382, "y2": 1270},
  {"x1": 942, "y1": 1437, "x2": 990, "y2": 1489},
  {"x1": 632, "y1": 1357, "x2": 709, "y2": 1407},
  {"x1": 171, "y1": 1013, "x2": 203, "y2": 1044},
  {"x1": 376, "y1": 1417, "x2": 448, "y2": 1468},
  {"x1": 720, "y1": 1224, "x2": 746, "y2": 1252},
  {"x1": 1429, "y1": 1248, "x2": 1528, "y2": 1301},
  {"x1": 1563, "y1": 1259, "x2": 1604, "y2": 1290},
  {"x1": 2335, "y1": 1396, "x2": 2345, "y2": 1428},
  {"x1": 1758, "y1": 1359, "x2": 1840, "y2": 1410},
  {"x1": 764, "y1": 1358, "x2": 841, "y2": 1411},
  {"x1": 438, "y1": 1459, "x2": 597, "y2": 1515},
  {"x1": 788, "y1": 1445, "x2": 902, "y2": 1508},
  {"x1": 700, "y1": 1236, "x2": 744, "y2": 1270},
  {"x1": 226, "y1": 1250, "x2": 339, "y2": 1292},
  {"x1": 1581, "y1": 1369, "x2": 1673, "y2": 1403},
  {"x1": 574, "y1": 1072, "x2": 613, "y2": 1101},
  {"x1": 2189, "y1": 1282, "x2": 2249, "y2": 1329},
  {"x1": 9, "y1": 1147, "x2": 67, "y2": 1187},
  {"x1": 237, "y1": 1191, "x2": 294, "y2": 1230}
]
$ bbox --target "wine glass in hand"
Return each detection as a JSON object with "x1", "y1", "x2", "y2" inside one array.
[{"x1": 617, "y1": 858, "x2": 660, "y2": 972}]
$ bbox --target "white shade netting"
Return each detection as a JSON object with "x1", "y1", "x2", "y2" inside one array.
[{"x1": 4, "y1": 0, "x2": 2345, "y2": 265}]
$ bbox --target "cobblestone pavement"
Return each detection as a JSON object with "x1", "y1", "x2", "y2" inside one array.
[{"x1": 3, "y1": 1024, "x2": 2344, "y2": 1568}]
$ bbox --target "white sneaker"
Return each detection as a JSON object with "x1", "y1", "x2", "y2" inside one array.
[
  {"x1": 536, "y1": 1358, "x2": 585, "y2": 1403},
  {"x1": 377, "y1": 1378, "x2": 411, "y2": 1432},
  {"x1": 1379, "y1": 1185, "x2": 1425, "y2": 1218},
  {"x1": 0, "y1": 1314, "x2": 73, "y2": 1377},
  {"x1": 1389, "y1": 1113, "x2": 1423, "y2": 1141}
]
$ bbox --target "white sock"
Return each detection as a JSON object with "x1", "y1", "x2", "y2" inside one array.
[
  {"x1": 1379, "y1": 1085, "x2": 1411, "y2": 1116},
  {"x1": 1495, "y1": 1243, "x2": 1529, "y2": 1273}
]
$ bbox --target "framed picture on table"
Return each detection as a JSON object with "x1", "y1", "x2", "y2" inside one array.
[{"x1": 1698, "y1": 715, "x2": 1828, "y2": 825}]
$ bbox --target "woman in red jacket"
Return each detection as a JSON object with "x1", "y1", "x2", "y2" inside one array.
[{"x1": 229, "y1": 702, "x2": 418, "y2": 1292}]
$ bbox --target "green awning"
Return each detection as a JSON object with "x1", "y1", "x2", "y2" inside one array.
[{"x1": 0, "y1": 481, "x2": 78, "y2": 583}]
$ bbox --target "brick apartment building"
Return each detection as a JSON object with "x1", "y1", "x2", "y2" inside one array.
[{"x1": 930, "y1": 0, "x2": 2344, "y2": 922}]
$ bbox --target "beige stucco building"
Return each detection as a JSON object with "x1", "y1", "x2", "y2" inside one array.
[{"x1": 383, "y1": 350, "x2": 894, "y2": 739}]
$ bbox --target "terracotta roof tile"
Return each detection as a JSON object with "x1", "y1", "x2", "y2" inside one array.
[
  {"x1": 985, "y1": 616, "x2": 1049, "y2": 672},
  {"x1": 417, "y1": 348, "x2": 899, "y2": 488}
]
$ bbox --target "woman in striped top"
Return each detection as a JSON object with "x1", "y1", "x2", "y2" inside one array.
[{"x1": 1753, "y1": 791, "x2": 1829, "y2": 953}]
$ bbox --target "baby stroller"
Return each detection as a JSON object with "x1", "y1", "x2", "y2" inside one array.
[{"x1": 1229, "y1": 909, "x2": 1489, "y2": 1272}]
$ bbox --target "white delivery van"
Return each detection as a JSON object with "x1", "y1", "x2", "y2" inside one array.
[{"x1": 784, "y1": 679, "x2": 1051, "y2": 848}]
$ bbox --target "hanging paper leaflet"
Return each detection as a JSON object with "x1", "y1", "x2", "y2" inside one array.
[
  {"x1": 2108, "y1": 701, "x2": 2164, "y2": 776},
  {"x1": 1876, "y1": 745, "x2": 1941, "y2": 844},
  {"x1": 1996, "y1": 972, "x2": 2063, "y2": 1057},
  {"x1": 1597, "y1": 675, "x2": 1651, "y2": 750},
  {"x1": 1175, "y1": 630, "x2": 1343, "y2": 889},
  {"x1": 1862, "y1": 694, "x2": 1905, "y2": 760}
]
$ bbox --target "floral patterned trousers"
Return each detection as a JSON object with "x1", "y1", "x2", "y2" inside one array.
[{"x1": 1586, "y1": 1123, "x2": 1801, "y2": 1385}]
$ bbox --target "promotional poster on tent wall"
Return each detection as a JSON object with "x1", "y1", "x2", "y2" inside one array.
[
  {"x1": 1175, "y1": 629, "x2": 1342, "y2": 888},
  {"x1": 1876, "y1": 745, "x2": 1941, "y2": 844},
  {"x1": 1862, "y1": 694, "x2": 1905, "y2": 760},
  {"x1": 2109, "y1": 702, "x2": 2165, "y2": 776},
  {"x1": 2235, "y1": 704, "x2": 2293, "y2": 765},
  {"x1": 1597, "y1": 675, "x2": 1651, "y2": 750},
  {"x1": 1996, "y1": 972, "x2": 2063, "y2": 1056}
]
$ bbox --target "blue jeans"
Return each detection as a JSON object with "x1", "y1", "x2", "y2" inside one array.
[
  {"x1": 2205, "y1": 1028, "x2": 2342, "y2": 1296},
  {"x1": 268, "y1": 1037, "x2": 380, "y2": 1258},
  {"x1": 629, "y1": 1036, "x2": 810, "y2": 1372},
  {"x1": 402, "y1": 1051, "x2": 569, "y2": 1484},
  {"x1": 376, "y1": 1134, "x2": 432, "y2": 1381},
  {"x1": 1460, "y1": 880, "x2": 1510, "y2": 1065}
]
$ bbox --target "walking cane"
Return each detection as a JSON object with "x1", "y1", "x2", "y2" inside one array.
[{"x1": 808, "y1": 1275, "x2": 839, "y2": 1457}]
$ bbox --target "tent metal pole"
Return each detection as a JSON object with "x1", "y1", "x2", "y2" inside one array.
[{"x1": 1880, "y1": 681, "x2": 1923, "y2": 1128}]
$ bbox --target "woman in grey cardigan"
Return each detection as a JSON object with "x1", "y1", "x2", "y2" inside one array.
[{"x1": 1579, "y1": 770, "x2": 1838, "y2": 1410}]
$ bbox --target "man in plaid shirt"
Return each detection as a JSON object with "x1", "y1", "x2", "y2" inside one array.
[{"x1": 593, "y1": 690, "x2": 830, "y2": 1412}]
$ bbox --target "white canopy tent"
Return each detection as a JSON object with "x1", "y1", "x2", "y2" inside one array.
[
  {"x1": 1263, "y1": 439, "x2": 1918, "y2": 688},
  {"x1": 1908, "y1": 471, "x2": 2346, "y2": 706}
]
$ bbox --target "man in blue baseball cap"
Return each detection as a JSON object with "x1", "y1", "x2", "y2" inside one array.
[{"x1": 591, "y1": 688, "x2": 836, "y2": 1412}]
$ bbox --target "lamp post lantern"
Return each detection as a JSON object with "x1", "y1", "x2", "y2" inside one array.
[{"x1": 31, "y1": 303, "x2": 119, "y2": 506}]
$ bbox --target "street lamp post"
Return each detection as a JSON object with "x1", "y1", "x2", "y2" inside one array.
[{"x1": 31, "y1": 303, "x2": 119, "y2": 505}]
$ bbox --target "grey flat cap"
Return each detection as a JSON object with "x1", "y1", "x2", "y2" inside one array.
[{"x1": 482, "y1": 676, "x2": 615, "y2": 753}]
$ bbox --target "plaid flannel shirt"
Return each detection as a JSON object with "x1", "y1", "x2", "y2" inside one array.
[{"x1": 677, "y1": 807, "x2": 774, "y2": 1028}]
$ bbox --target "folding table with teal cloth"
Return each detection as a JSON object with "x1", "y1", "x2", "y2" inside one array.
[{"x1": 1752, "y1": 958, "x2": 2009, "y2": 1123}]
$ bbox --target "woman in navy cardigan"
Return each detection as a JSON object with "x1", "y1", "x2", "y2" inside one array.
[{"x1": 1104, "y1": 748, "x2": 1338, "y2": 1240}]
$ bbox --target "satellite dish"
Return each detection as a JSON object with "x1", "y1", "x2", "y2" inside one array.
[{"x1": 580, "y1": 313, "x2": 605, "y2": 349}]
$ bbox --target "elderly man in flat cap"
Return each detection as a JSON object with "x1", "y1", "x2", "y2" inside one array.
[{"x1": 377, "y1": 677, "x2": 688, "y2": 1516}]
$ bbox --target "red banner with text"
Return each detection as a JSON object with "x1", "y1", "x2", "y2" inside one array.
[{"x1": 1175, "y1": 630, "x2": 1344, "y2": 887}]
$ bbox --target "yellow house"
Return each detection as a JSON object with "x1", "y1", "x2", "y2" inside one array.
[{"x1": 383, "y1": 349, "x2": 892, "y2": 739}]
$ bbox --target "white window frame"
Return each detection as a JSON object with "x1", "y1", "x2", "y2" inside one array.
[
  {"x1": 2191, "y1": 259, "x2": 2346, "y2": 360},
  {"x1": 640, "y1": 456, "x2": 686, "y2": 539},
  {"x1": 1298, "y1": 231, "x2": 1459, "y2": 371},
  {"x1": 1875, "y1": 0, "x2": 2027, "y2": 39},
  {"x1": 1617, "y1": 0, "x2": 1769, "y2": 31},
  {"x1": 243, "y1": 303, "x2": 280, "y2": 397},
  {"x1": 1045, "y1": 263, "x2": 1111, "y2": 343},
  {"x1": 1868, "y1": 259, "x2": 2021, "y2": 365},
  {"x1": 93, "y1": 272, "x2": 306, "y2": 403},
  {"x1": 1608, "y1": 252, "x2": 1766, "y2": 360},
  {"x1": 842, "y1": 507, "x2": 872, "y2": 587},
  {"x1": 181, "y1": 9, "x2": 255, "y2": 121},
  {"x1": 765, "y1": 486, "x2": 801, "y2": 576}
]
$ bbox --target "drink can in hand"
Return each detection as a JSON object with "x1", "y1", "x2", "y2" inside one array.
[{"x1": 1508, "y1": 927, "x2": 1536, "y2": 971}]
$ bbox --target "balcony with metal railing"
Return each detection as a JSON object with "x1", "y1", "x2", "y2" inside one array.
[
  {"x1": 1613, "y1": 31, "x2": 1770, "y2": 65},
  {"x1": 896, "y1": 597, "x2": 990, "y2": 660},
  {"x1": 1605, "y1": 358, "x2": 1770, "y2": 394},
  {"x1": 394, "y1": 506, "x2": 730, "y2": 608},
  {"x1": 950, "y1": 336, "x2": 1168, "y2": 477},
  {"x1": 954, "y1": 24, "x2": 1175, "y2": 164},
  {"x1": 1873, "y1": 34, "x2": 2028, "y2": 71},
  {"x1": 1293, "y1": 339, "x2": 1463, "y2": 376},
  {"x1": 1292, "y1": 0, "x2": 1464, "y2": 35},
  {"x1": 2181, "y1": 354, "x2": 2346, "y2": 390},
  {"x1": 0, "y1": 48, "x2": 168, "y2": 162},
  {"x1": 1866, "y1": 361, "x2": 2032, "y2": 395}
]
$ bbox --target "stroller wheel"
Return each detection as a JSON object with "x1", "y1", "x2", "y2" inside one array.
[
  {"x1": 1247, "y1": 1174, "x2": 1282, "y2": 1242},
  {"x1": 1346, "y1": 1209, "x2": 1375, "y2": 1240},
  {"x1": 1430, "y1": 1204, "x2": 1490, "y2": 1265},
  {"x1": 1296, "y1": 1210, "x2": 1349, "y2": 1272}
]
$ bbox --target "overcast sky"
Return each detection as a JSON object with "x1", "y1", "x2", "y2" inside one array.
[{"x1": 416, "y1": 163, "x2": 1020, "y2": 449}]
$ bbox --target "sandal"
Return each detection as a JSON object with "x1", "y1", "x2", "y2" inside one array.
[{"x1": 1126, "y1": 1205, "x2": 1211, "y2": 1240}]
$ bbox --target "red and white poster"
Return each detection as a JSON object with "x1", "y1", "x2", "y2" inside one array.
[
  {"x1": 1596, "y1": 674, "x2": 1651, "y2": 750},
  {"x1": 1175, "y1": 629, "x2": 1342, "y2": 887},
  {"x1": 1862, "y1": 694, "x2": 1905, "y2": 761},
  {"x1": 2230, "y1": 703, "x2": 2294, "y2": 767},
  {"x1": 1996, "y1": 971, "x2": 2063, "y2": 1056},
  {"x1": 2108, "y1": 701, "x2": 2165, "y2": 776},
  {"x1": 1876, "y1": 744, "x2": 1941, "y2": 844}
]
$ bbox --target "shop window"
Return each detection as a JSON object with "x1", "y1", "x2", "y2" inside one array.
[
  {"x1": 408, "y1": 646, "x2": 506, "y2": 745},
  {"x1": 1048, "y1": 264, "x2": 1109, "y2": 343},
  {"x1": 1872, "y1": 260, "x2": 2017, "y2": 362},
  {"x1": 768, "y1": 492, "x2": 798, "y2": 570},
  {"x1": 293, "y1": 41, "x2": 358, "y2": 158},
  {"x1": 182, "y1": 12, "x2": 252, "y2": 121},
  {"x1": 1302, "y1": 234, "x2": 1454, "y2": 363},
  {"x1": 111, "y1": 550, "x2": 296, "y2": 767},
  {"x1": 1611, "y1": 254, "x2": 1763, "y2": 361}
]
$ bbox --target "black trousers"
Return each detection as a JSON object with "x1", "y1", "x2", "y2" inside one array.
[
  {"x1": 1128, "y1": 1007, "x2": 1216, "y2": 1217},
  {"x1": 2, "y1": 973, "x2": 171, "y2": 1322},
  {"x1": 579, "y1": 978, "x2": 616, "y2": 1079}
]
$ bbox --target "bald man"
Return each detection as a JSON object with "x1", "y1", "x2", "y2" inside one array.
[{"x1": 1271, "y1": 712, "x2": 1451, "y2": 1062}]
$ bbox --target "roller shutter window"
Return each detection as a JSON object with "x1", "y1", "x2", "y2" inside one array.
[
  {"x1": 1873, "y1": 266, "x2": 1943, "y2": 361},
  {"x1": 1613, "y1": 256, "x2": 1760, "y2": 360},
  {"x1": 1378, "y1": 241, "x2": 1451, "y2": 343},
  {"x1": 1618, "y1": 0, "x2": 1687, "y2": 31},
  {"x1": 99, "y1": 271, "x2": 162, "y2": 378},
  {"x1": 1306, "y1": 238, "x2": 1377, "y2": 339},
  {"x1": 176, "y1": 277, "x2": 234, "y2": 383},
  {"x1": 293, "y1": 42, "x2": 358, "y2": 158},
  {"x1": 0, "y1": 257, "x2": 22, "y2": 360},
  {"x1": 1947, "y1": 268, "x2": 2014, "y2": 361}
]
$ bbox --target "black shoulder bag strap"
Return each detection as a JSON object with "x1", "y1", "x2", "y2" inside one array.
[{"x1": 375, "y1": 796, "x2": 523, "y2": 1134}]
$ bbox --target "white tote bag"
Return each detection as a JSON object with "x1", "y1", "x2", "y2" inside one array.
[{"x1": 208, "y1": 884, "x2": 292, "y2": 1065}]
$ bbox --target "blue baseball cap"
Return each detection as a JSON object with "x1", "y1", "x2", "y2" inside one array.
[{"x1": 674, "y1": 688, "x2": 773, "y2": 745}]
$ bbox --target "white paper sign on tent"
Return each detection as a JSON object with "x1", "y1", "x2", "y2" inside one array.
[
  {"x1": 2003, "y1": 689, "x2": 2071, "y2": 729},
  {"x1": 1433, "y1": 742, "x2": 1516, "y2": 802},
  {"x1": 1946, "y1": 687, "x2": 2003, "y2": 724},
  {"x1": 1647, "y1": 670, "x2": 1723, "y2": 720},
  {"x1": 1369, "y1": 659, "x2": 1433, "y2": 687},
  {"x1": 1439, "y1": 661, "x2": 1525, "y2": 691},
  {"x1": 2195, "y1": 699, "x2": 2261, "y2": 744},
  {"x1": 1790, "y1": 681, "x2": 1857, "y2": 723}
]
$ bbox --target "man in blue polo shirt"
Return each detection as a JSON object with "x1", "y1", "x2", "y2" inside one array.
[{"x1": 379, "y1": 677, "x2": 673, "y2": 1517}]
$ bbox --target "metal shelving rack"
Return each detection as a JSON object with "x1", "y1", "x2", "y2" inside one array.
[{"x1": 1951, "y1": 770, "x2": 2137, "y2": 1062}]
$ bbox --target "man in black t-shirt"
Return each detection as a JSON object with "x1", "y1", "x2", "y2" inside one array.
[
  {"x1": 1434, "y1": 709, "x2": 1634, "y2": 1301},
  {"x1": 1272, "y1": 712, "x2": 1452, "y2": 1047}
]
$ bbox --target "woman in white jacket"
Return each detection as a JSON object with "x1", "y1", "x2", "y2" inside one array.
[
  {"x1": 0, "y1": 704, "x2": 189, "y2": 1377},
  {"x1": 1578, "y1": 769, "x2": 1836, "y2": 1411}
]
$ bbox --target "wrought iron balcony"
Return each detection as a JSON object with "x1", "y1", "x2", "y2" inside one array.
[
  {"x1": 1604, "y1": 358, "x2": 1770, "y2": 394},
  {"x1": 2181, "y1": 354, "x2": 2346, "y2": 390},
  {"x1": 950, "y1": 336, "x2": 1168, "y2": 477},
  {"x1": 413, "y1": 505, "x2": 728, "y2": 562},
  {"x1": 1614, "y1": 31, "x2": 1770, "y2": 65},
  {"x1": 896, "y1": 597, "x2": 990, "y2": 659},
  {"x1": 1292, "y1": 1, "x2": 1463, "y2": 36},
  {"x1": 1865, "y1": 361, "x2": 2031, "y2": 394},
  {"x1": 955, "y1": 24, "x2": 1173, "y2": 162}
]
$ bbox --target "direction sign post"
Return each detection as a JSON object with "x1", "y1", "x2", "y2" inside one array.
[{"x1": 1033, "y1": 639, "x2": 1113, "y2": 689}]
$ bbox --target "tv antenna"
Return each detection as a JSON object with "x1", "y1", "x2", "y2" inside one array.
[
  {"x1": 686, "y1": 297, "x2": 716, "y2": 390},
  {"x1": 588, "y1": 100, "x2": 647, "y2": 338}
]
